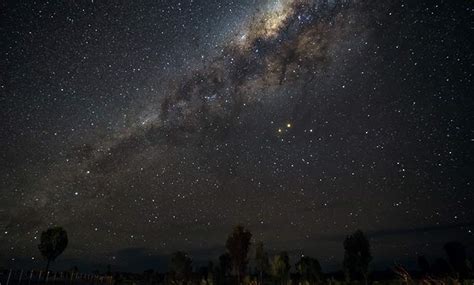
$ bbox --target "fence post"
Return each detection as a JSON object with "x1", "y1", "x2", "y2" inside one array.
[{"x1": 45, "y1": 270, "x2": 50, "y2": 284}]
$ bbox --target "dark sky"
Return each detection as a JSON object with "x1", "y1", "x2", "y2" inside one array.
[{"x1": 1, "y1": 0, "x2": 473, "y2": 272}]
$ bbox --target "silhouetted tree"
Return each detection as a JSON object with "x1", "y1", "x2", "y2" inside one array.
[
  {"x1": 199, "y1": 265, "x2": 209, "y2": 278},
  {"x1": 444, "y1": 241, "x2": 471, "y2": 279},
  {"x1": 417, "y1": 255, "x2": 430, "y2": 276},
  {"x1": 296, "y1": 256, "x2": 322, "y2": 284},
  {"x1": 255, "y1": 242, "x2": 269, "y2": 285},
  {"x1": 170, "y1": 251, "x2": 192, "y2": 284},
  {"x1": 219, "y1": 253, "x2": 232, "y2": 277},
  {"x1": 206, "y1": 261, "x2": 216, "y2": 285},
  {"x1": 38, "y1": 226, "x2": 68, "y2": 274},
  {"x1": 143, "y1": 269, "x2": 154, "y2": 284},
  {"x1": 270, "y1": 252, "x2": 290, "y2": 285},
  {"x1": 431, "y1": 258, "x2": 451, "y2": 278},
  {"x1": 343, "y1": 230, "x2": 371, "y2": 284},
  {"x1": 216, "y1": 253, "x2": 232, "y2": 284},
  {"x1": 225, "y1": 225, "x2": 252, "y2": 284},
  {"x1": 199, "y1": 263, "x2": 216, "y2": 284}
]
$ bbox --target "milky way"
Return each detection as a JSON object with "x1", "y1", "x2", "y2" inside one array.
[{"x1": 1, "y1": 0, "x2": 473, "y2": 271}]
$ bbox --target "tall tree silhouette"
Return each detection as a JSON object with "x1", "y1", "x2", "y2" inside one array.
[
  {"x1": 296, "y1": 256, "x2": 322, "y2": 284},
  {"x1": 255, "y1": 242, "x2": 269, "y2": 285},
  {"x1": 205, "y1": 261, "x2": 216, "y2": 285},
  {"x1": 225, "y1": 225, "x2": 252, "y2": 284},
  {"x1": 38, "y1": 226, "x2": 68, "y2": 274},
  {"x1": 431, "y1": 258, "x2": 451, "y2": 278},
  {"x1": 417, "y1": 255, "x2": 431, "y2": 276},
  {"x1": 219, "y1": 253, "x2": 232, "y2": 276},
  {"x1": 444, "y1": 241, "x2": 471, "y2": 279},
  {"x1": 343, "y1": 230, "x2": 371, "y2": 284},
  {"x1": 217, "y1": 253, "x2": 232, "y2": 284},
  {"x1": 270, "y1": 252, "x2": 290, "y2": 285},
  {"x1": 170, "y1": 251, "x2": 192, "y2": 284}
]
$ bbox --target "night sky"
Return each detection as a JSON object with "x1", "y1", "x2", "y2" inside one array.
[{"x1": 1, "y1": 0, "x2": 473, "y2": 272}]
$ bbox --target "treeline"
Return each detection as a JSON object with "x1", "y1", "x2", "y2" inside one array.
[{"x1": 34, "y1": 225, "x2": 473, "y2": 284}]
